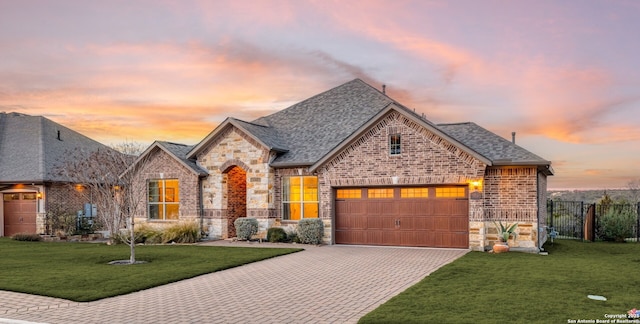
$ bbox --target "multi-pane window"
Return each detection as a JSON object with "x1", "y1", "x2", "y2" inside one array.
[
  {"x1": 336, "y1": 189, "x2": 362, "y2": 199},
  {"x1": 367, "y1": 188, "x2": 394, "y2": 198},
  {"x1": 400, "y1": 188, "x2": 429, "y2": 198},
  {"x1": 389, "y1": 134, "x2": 401, "y2": 155},
  {"x1": 148, "y1": 179, "x2": 180, "y2": 220},
  {"x1": 435, "y1": 187, "x2": 466, "y2": 198},
  {"x1": 283, "y1": 176, "x2": 318, "y2": 220}
]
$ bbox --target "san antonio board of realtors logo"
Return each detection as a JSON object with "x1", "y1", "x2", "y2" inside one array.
[{"x1": 628, "y1": 308, "x2": 640, "y2": 319}]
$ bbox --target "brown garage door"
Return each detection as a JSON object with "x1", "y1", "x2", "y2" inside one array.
[
  {"x1": 335, "y1": 186, "x2": 468, "y2": 248},
  {"x1": 3, "y1": 193, "x2": 38, "y2": 236}
]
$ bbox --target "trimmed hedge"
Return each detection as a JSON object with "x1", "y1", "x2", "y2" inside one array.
[
  {"x1": 12, "y1": 233, "x2": 42, "y2": 242},
  {"x1": 235, "y1": 218, "x2": 259, "y2": 240},
  {"x1": 297, "y1": 218, "x2": 324, "y2": 244},
  {"x1": 267, "y1": 227, "x2": 288, "y2": 243}
]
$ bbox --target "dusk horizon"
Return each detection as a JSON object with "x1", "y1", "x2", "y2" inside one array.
[{"x1": 1, "y1": 1, "x2": 639, "y2": 190}]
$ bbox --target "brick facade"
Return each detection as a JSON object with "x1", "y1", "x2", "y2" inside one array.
[
  {"x1": 44, "y1": 183, "x2": 86, "y2": 234},
  {"x1": 132, "y1": 112, "x2": 548, "y2": 252},
  {"x1": 132, "y1": 147, "x2": 200, "y2": 226},
  {"x1": 177, "y1": 110, "x2": 549, "y2": 251}
]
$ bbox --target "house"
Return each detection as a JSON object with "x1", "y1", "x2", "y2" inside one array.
[
  {"x1": 0, "y1": 112, "x2": 111, "y2": 236},
  {"x1": 132, "y1": 79, "x2": 553, "y2": 252}
]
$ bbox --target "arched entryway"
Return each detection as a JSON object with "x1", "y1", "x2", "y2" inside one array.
[{"x1": 225, "y1": 166, "x2": 246, "y2": 238}]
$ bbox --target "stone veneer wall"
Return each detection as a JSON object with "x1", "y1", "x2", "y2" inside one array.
[
  {"x1": 319, "y1": 111, "x2": 487, "y2": 244},
  {"x1": 537, "y1": 171, "x2": 548, "y2": 248},
  {"x1": 196, "y1": 126, "x2": 276, "y2": 239}
]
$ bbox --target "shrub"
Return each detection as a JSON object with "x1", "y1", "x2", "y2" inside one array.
[
  {"x1": 112, "y1": 223, "x2": 162, "y2": 244},
  {"x1": 267, "y1": 227, "x2": 287, "y2": 243},
  {"x1": 12, "y1": 233, "x2": 42, "y2": 242},
  {"x1": 162, "y1": 222, "x2": 201, "y2": 243},
  {"x1": 234, "y1": 218, "x2": 258, "y2": 240},
  {"x1": 598, "y1": 208, "x2": 635, "y2": 242},
  {"x1": 297, "y1": 218, "x2": 324, "y2": 245}
]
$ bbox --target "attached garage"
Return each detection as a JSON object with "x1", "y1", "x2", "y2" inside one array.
[
  {"x1": 3, "y1": 192, "x2": 38, "y2": 236},
  {"x1": 334, "y1": 186, "x2": 469, "y2": 248}
]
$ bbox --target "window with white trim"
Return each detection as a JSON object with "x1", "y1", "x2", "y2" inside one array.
[
  {"x1": 389, "y1": 134, "x2": 401, "y2": 155},
  {"x1": 148, "y1": 179, "x2": 179, "y2": 220},
  {"x1": 282, "y1": 176, "x2": 318, "y2": 220}
]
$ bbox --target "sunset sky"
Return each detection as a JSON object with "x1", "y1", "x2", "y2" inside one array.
[{"x1": 1, "y1": 0, "x2": 639, "y2": 189}]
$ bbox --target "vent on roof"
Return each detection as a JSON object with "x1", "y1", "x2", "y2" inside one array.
[
  {"x1": 382, "y1": 84, "x2": 386, "y2": 94},
  {"x1": 512, "y1": 132, "x2": 516, "y2": 144},
  {"x1": 57, "y1": 130, "x2": 62, "y2": 141}
]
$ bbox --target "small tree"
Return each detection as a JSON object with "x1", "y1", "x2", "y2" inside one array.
[
  {"x1": 55, "y1": 141, "x2": 151, "y2": 264},
  {"x1": 628, "y1": 179, "x2": 640, "y2": 203}
]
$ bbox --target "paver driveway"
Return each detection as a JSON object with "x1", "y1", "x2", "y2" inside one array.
[{"x1": 0, "y1": 242, "x2": 467, "y2": 324}]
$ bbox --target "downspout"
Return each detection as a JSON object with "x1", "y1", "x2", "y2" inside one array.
[
  {"x1": 199, "y1": 176, "x2": 205, "y2": 238},
  {"x1": 536, "y1": 170, "x2": 542, "y2": 252}
]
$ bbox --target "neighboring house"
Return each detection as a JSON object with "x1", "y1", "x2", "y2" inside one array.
[
  {"x1": 132, "y1": 79, "x2": 554, "y2": 251},
  {"x1": 0, "y1": 112, "x2": 111, "y2": 236}
]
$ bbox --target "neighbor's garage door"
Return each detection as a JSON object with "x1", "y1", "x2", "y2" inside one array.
[
  {"x1": 3, "y1": 193, "x2": 38, "y2": 236},
  {"x1": 335, "y1": 187, "x2": 468, "y2": 248}
]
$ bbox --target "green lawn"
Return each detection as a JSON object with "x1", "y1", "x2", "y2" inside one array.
[
  {"x1": 360, "y1": 240, "x2": 640, "y2": 324},
  {"x1": 0, "y1": 238, "x2": 301, "y2": 302}
]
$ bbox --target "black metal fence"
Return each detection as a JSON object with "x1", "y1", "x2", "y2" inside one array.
[{"x1": 547, "y1": 200, "x2": 640, "y2": 242}]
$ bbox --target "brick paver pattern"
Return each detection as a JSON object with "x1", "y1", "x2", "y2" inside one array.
[{"x1": 0, "y1": 243, "x2": 467, "y2": 324}]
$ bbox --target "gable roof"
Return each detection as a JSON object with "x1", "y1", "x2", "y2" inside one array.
[
  {"x1": 130, "y1": 141, "x2": 208, "y2": 177},
  {"x1": 187, "y1": 79, "x2": 552, "y2": 172},
  {"x1": 0, "y1": 112, "x2": 112, "y2": 183},
  {"x1": 188, "y1": 79, "x2": 399, "y2": 165}
]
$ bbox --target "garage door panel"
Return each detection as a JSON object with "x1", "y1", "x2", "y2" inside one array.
[
  {"x1": 3, "y1": 193, "x2": 37, "y2": 236},
  {"x1": 397, "y1": 216, "x2": 414, "y2": 230},
  {"x1": 367, "y1": 215, "x2": 383, "y2": 229},
  {"x1": 366, "y1": 230, "x2": 383, "y2": 245},
  {"x1": 450, "y1": 216, "x2": 469, "y2": 232},
  {"x1": 434, "y1": 216, "x2": 450, "y2": 231},
  {"x1": 368, "y1": 201, "x2": 396, "y2": 215},
  {"x1": 335, "y1": 186, "x2": 468, "y2": 248}
]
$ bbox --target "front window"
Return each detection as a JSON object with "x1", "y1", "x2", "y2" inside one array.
[
  {"x1": 148, "y1": 179, "x2": 180, "y2": 220},
  {"x1": 390, "y1": 134, "x2": 401, "y2": 155},
  {"x1": 283, "y1": 176, "x2": 318, "y2": 220}
]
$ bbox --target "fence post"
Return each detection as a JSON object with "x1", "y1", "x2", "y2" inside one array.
[
  {"x1": 591, "y1": 203, "x2": 596, "y2": 241},
  {"x1": 548, "y1": 200, "x2": 554, "y2": 228},
  {"x1": 578, "y1": 201, "x2": 583, "y2": 241},
  {"x1": 637, "y1": 202, "x2": 640, "y2": 243}
]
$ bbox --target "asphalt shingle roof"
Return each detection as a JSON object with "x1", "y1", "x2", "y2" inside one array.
[
  {"x1": 155, "y1": 141, "x2": 208, "y2": 175},
  {"x1": 249, "y1": 79, "x2": 394, "y2": 166},
  {"x1": 0, "y1": 112, "x2": 111, "y2": 183},
  {"x1": 437, "y1": 122, "x2": 550, "y2": 165}
]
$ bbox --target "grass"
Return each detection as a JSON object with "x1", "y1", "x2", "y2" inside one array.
[
  {"x1": 0, "y1": 238, "x2": 301, "y2": 302},
  {"x1": 360, "y1": 240, "x2": 640, "y2": 324}
]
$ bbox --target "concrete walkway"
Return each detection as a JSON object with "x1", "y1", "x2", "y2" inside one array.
[{"x1": 0, "y1": 242, "x2": 467, "y2": 324}]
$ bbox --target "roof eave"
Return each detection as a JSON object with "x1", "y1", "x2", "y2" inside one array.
[
  {"x1": 123, "y1": 142, "x2": 207, "y2": 178},
  {"x1": 270, "y1": 161, "x2": 314, "y2": 169},
  {"x1": 490, "y1": 161, "x2": 555, "y2": 176}
]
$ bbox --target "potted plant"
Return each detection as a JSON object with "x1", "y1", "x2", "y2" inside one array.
[{"x1": 493, "y1": 221, "x2": 518, "y2": 253}]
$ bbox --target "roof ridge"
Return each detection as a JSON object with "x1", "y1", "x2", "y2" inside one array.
[
  {"x1": 157, "y1": 140, "x2": 191, "y2": 147},
  {"x1": 250, "y1": 79, "x2": 372, "y2": 123},
  {"x1": 437, "y1": 122, "x2": 472, "y2": 126}
]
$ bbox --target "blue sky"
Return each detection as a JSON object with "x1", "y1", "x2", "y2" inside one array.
[{"x1": 1, "y1": 0, "x2": 639, "y2": 189}]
